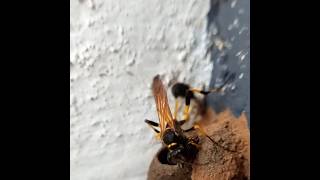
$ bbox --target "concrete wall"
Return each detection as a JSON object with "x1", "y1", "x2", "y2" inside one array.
[{"x1": 70, "y1": 0, "x2": 215, "y2": 179}]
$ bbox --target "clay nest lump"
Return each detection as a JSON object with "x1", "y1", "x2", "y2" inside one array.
[{"x1": 147, "y1": 108, "x2": 250, "y2": 180}]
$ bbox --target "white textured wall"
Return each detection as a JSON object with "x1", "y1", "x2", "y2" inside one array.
[{"x1": 70, "y1": 0, "x2": 213, "y2": 179}]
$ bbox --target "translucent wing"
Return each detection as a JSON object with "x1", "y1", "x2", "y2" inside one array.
[{"x1": 152, "y1": 75, "x2": 175, "y2": 137}]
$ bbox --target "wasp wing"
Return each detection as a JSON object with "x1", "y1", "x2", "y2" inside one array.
[{"x1": 152, "y1": 75, "x2": 175, "y2": 137}]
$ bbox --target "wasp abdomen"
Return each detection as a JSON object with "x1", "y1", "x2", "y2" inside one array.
[{"x1": 171, "y1": 83, "x2": 193, "y2": 98}]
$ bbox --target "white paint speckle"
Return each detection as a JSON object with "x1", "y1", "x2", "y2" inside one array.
[
  {"x1": 236, "y1": 49, "x2": 248, "y2": 62},
  {"x1": 240, "y1": 54, "x2": 246, "y2": 61},
  {"x1": 239, "y1": 26, "x2": 249, "y2": 35},
  {"x1": 231, "y1": 0, "x2": 238, "y2": 8},
  {"x1": 230, "y1": 84, "x2": 236, "y2": 91},
  {"x1": 177, "y1": 51, "x2": 188, "y2": 62},
  {"x1": 239, "y1": 73, "x2": 244, "y2": 79},
  {"x1": 238, "y1": 8, "x2": 245, "y2": 14},
  {"x1": 126, "y1": 58, "x2": 135, "y2": 66},
  {"x1": 228, "y1": 18, "x2": 240, "y2": 31}
]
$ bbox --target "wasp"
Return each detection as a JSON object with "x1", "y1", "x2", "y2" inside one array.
[
  {"x1": 145, "y1": 75, "x2": 220, "y2": 166},
  {"x1": 171, "y1": 71, "x2": 236, "y2": 121}
]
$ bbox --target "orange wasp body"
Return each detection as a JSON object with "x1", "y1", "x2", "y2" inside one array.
[{"x1": 145, "y1": 75, "x2": 200, "y2": 165}]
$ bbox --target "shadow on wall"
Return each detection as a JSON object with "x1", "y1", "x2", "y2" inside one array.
[{"x1": 206, "y1": 0, "x2": 250, "y2": 126}]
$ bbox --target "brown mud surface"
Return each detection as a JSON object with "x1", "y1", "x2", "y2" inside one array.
[{"x1": 147, "y1": 108, "x2": 250, "y2": 180}]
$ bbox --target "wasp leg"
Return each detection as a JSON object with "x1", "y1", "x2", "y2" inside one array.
[
  {"x1": 187, "y1": 123, "x2": 236, "y2": 152},
  {"x1": 174, "y1": 99, "x2": 179, "y2": 120},
  {"x1": 181, "y1": 87, "x2": 219, "y2": 121},
  {"x1": 193, "y1": 124, "x2": 216, "y2": 143},
  {"x1": 182, "y1": 91, "x2": 193, "y2": 121},
  {"x1": 186, "y1": 136, "x2": 201, "y2": 149},
  {"x1": 190, "y1": 73, "x2": 236, "y2": 95},
  {"x1": 183, "y1": 123, "x2": 216, "y2": 145},
  {"x1": 190, "y1": 88, "x2": 219, "y2": 95},
  {"x1": 174, "y1": 98, "x2": 191, "y2": 123},
  {"x1": 145, "y1": 119, "x2": 161, "y2": 140},
  {"x1": 183, "y1": 126, "x2": 195, "y2": 132},
  {"x1": 189, "y1": 141, "x2": 201, "y2": 149}
]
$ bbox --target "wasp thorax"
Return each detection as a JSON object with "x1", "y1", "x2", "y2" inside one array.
[{"x1": 162, "y1": 129, "x2": 178, "y2": 145}]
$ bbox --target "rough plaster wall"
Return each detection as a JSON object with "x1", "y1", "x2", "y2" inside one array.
[{"x1": 70, "y1": 0, "x2": 214, "y2": 180}]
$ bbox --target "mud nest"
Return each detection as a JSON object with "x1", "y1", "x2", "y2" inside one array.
[{"x1": 147, "y1": 108, "x2": 250, "y2": 180}]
